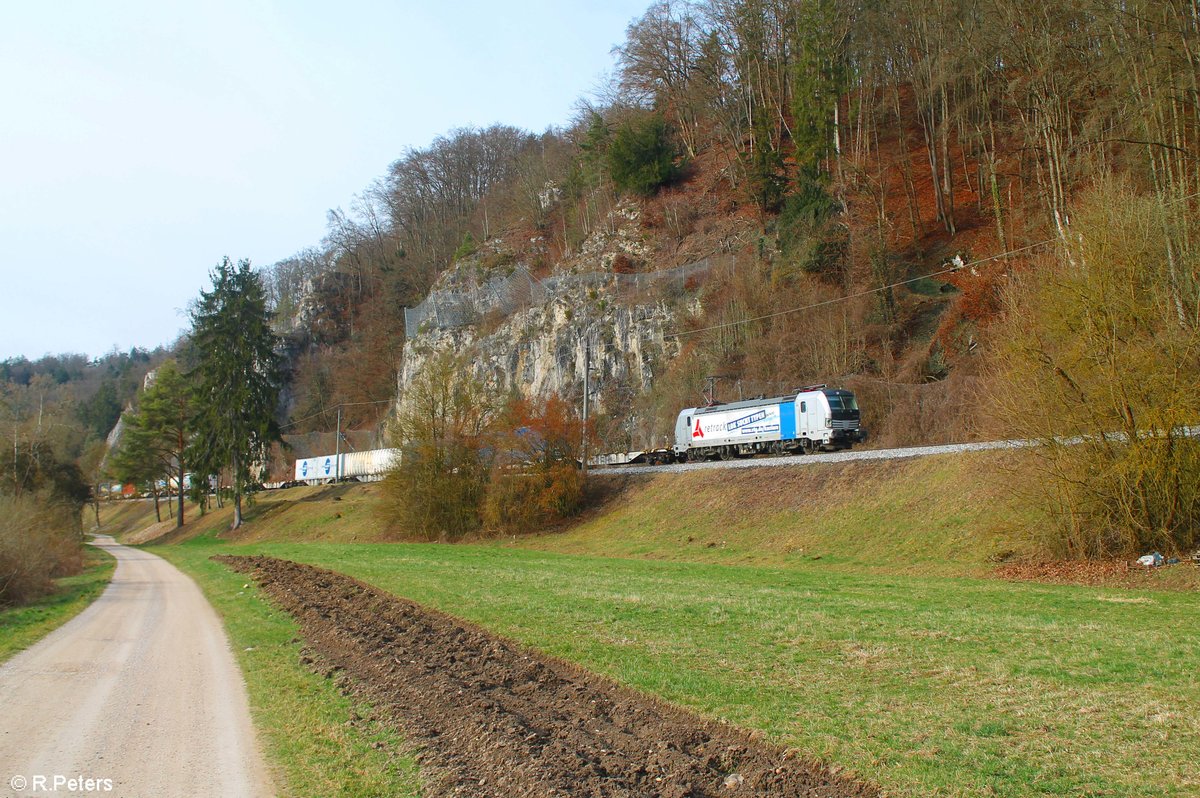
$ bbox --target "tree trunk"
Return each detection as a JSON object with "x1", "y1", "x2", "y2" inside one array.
[
  {"x1": 152, "y1": 488, "x2": 161, "y2": 523},
  {"x1": 230, "y1": 452, "x2": 242, "y2": 530},
  {"x1": 921, "y1": 106, "x2": 946, "y2": 227},
  {"x1": 940, "y1": 85, "x2": 956, "y2": 234},
  {"x1": 986, "y1": 117, "x2": 1007, "y2": 251},
  {"x1": 176, "y1": 448, "x2": 185, "y2": 528},
  {"x1": 892, "y1": 83, "x2": 922, "y2": 242}
]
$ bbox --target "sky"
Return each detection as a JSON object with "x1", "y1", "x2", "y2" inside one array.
[{"x1": 0, "y1": 0, "x2": 650, "y2": 361}]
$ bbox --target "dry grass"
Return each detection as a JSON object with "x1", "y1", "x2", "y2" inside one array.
[
  {"x1": 0, "y1": 545, "x2": 115, "y2": 663},
  {"x1": 93, "y1": 499, "x2": 167, "y2": 539},
  {"x1": 102, "y1": 483, "x2": 394, "y2": 547},
  {"x1": 526, "y1": 451, "x2": 1040, "y2": 577}
]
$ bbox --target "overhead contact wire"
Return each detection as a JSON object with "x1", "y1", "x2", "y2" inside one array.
[{"x1": 665, "y1": 239, "x2": 1054, "y2": 341}]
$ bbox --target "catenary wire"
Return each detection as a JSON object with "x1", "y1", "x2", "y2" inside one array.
[
  {"x1": 665, "y1": 239, "x2": 1053, "y2": 341},
  {"x1": 665, "y1": 188, "x2": 1200, "y2": 341},
  {"x1": 280, "y1": 400, "x2": 392, "y2": 431}
]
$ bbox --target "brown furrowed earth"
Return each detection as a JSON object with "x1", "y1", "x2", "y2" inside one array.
[{"x1": 218, "y1": 555, "x2": 880, "y2": 798}]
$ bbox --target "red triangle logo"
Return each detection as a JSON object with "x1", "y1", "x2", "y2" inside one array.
[{"x1": 693, "y1": 419, "x2": 704, "y2": 438}]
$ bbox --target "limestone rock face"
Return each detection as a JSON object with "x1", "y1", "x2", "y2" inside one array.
[
  {"x1": 391, "y1": 199, "x2": 720, "y2": 444},
  {"x1": 398, "y1": 205, "x2": 689, "y2": 423},
  {"x1": 398, "y1": 266, "x2": 680, "y2": 419}
]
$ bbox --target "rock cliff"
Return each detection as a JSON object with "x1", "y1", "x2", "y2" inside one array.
[{"x1": 396, "y1": 204, "x2": 710, "y2": 435}]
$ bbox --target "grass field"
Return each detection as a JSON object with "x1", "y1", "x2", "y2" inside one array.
[
  {"x1": 0, "y1": 545, "x2": 115, "y2": 664},
  {"x1": 124, "y1": 452, "x2": 1199, "y2": 796},
  {"x1": 113, "y1": 452, "x2": 1037, "y2": 573},
  {"x1": 155, "y1": 530, "x2": 1200, "y2": 798}
]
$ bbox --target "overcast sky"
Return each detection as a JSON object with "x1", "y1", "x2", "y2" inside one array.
[{"x1": 0, "y1": 0, "x2": 648, "y2": 361}]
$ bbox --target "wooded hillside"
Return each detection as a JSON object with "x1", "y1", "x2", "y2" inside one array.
[
  {"x1": 10, "y1": 0, "x2": 1197, "y2": 562},
  {"x1": 263, "y1": 0, "x2": 1196, "y2": 441}
]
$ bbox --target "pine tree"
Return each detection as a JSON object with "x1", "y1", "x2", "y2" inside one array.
[
  {"x1": 188, "y1": 258, "x2": 283, "y2": 530},
  {"x1": 108, "y1": 412, "x2": 166, "y2": 523},
  {"x1": 606, "y1": 112, "x2": 681, "y2": 197}
]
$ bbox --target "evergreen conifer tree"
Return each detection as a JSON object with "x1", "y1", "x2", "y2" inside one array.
[{"x1": 188, "y1": 257, "x2": 282, "y2": 529}]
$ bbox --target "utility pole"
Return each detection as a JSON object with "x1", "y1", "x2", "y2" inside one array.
[{"x1": 334, "y1": 405, "x2": 342, "y2": 482}]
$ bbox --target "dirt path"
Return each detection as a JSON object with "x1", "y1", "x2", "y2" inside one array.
[
  {"x1": 0, "y1": 537, "x2": 273, "y2": 798},
  {"x1": 223, "y1": 555, "x2": 879, "y2": 798}
]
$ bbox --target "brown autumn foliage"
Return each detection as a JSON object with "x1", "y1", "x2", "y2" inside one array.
[
  {"x1": 379, "y1": 352, "x2": 495, "y2": 540},
  {"x1": 483, "y1": 396, "x2": 587, "y2": 535},
  {"x1": 0, "y1": 494, "x2": 83, "y2": 606}
]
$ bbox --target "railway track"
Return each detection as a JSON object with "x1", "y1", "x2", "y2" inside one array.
[
  {"x1": 593, "y1": 425, "x2": 1200, "y2": 476},
  {"x1": 591, "y1": 438, "x2": 1035, "y2": 476}
]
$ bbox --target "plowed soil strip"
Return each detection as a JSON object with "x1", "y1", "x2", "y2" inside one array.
[{"x1": 219, "y1": 555, "x2": 878, "y2": 798}]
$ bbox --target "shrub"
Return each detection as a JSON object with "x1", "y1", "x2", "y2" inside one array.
[
  {"x1": 776, "y1": 180, "x2": 844, "y2": 277},
  {"x1": 744, "y1": 140, "x2": 787, "y2": 212},
  {"x1": 379, "y1": 352, "x2": 495, "y2": 540},
  {"x1": 381, "y1": 438, "x2": 490, "y2": 541},
  {"x1": 483, "y1": 463, "x2": 584, "y2": 535},
  {"x1": 988, "y1": 182, "x2": 1200, "y2": 558},
  {"x1": 479, "y1": 249, "x2": 516, "y2": 271},
  {"x1": 0, "y1": 494, "x2": 82, "y2": 606},
  {"x1": 611, "y1": 253, "x2": 637, "y2": 274},
  {"x1": 482, "y1": 396, "x2": 586, "y2": 535},
  {"x1": 453, "y1": 232, "x2": 478, "y2": 263}
]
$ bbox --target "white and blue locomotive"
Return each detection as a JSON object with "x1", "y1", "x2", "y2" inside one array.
[{"x1": 672, "y1": 385, "x2": 865, "y2": 461}]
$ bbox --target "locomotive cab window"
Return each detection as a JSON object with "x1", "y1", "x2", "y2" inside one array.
[
  {"x1": 826, "y1": 394, "x2": 859, "y2": 411},
  {"x1": 800, "y1": 401, "x2": 806, "y2": 412}
]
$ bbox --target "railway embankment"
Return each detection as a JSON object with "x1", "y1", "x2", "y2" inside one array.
[{"x1": 105, "y1": 446, "x2": 1199, "y2": 589}]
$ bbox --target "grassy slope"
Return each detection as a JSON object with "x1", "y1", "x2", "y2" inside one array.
[
  {"x1": 93, "y1": 499, "x2": 157, "y2": 535},
  {"x1": 133, "y1": 451, "x2": 1199, "y2": 797},
  {"x1": 539, "y1": 452, "x2": 1037, "y2": 574},
  {"x1": 124, "y1": 452, "x2": 1028, "y2": 572},
  {"x1": 104, "y1": 482, "x2": 392, "y2": 546},
  {"x1": 0, "y1": 545, "x2": 115, "y2": 663}
]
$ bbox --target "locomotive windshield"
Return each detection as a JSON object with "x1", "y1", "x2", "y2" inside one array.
[{"x1": 825, "y1": 393, "x2": 859, "y2": 412}]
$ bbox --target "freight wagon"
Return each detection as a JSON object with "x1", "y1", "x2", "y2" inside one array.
[
  {"x1": 673, "y1": 385, "x2": 865, "y2": 461},
  {"x1": 293, "y1": 448, "x2": 400, "y2": 484}
]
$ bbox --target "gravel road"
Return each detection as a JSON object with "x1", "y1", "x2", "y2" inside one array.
[{"x1": 0, "y1": 536, "x2": 273, "y2": 798}]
